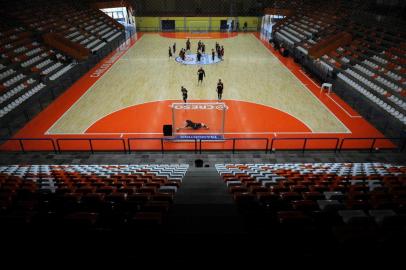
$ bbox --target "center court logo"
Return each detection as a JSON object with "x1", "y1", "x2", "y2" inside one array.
[
  {"x1": 175, "y1": 53, "x2": 222, "y2": 65},
  {"x1": 173, "y1": 104, "x2": 228, "y2": 110}
]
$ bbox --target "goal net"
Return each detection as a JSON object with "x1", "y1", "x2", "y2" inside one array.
[
  {"x1": 188, "y1": 21, "x2": 209, "y2": 33},
  {"x1": 172, "y1": 102, "x2": 226, "y2": 136}
]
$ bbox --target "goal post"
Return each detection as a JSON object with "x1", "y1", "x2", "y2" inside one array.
[
  {"x1": 171, "y1": 102, "x2": 226, "y2": 136},
  {"x1": 188, "y1": 21, "x2": 209, "y2": 33}
]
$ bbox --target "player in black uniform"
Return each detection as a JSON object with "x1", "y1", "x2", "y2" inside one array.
[
  {"x1": 179, "y1": 48, "x2": 186, "y2": 61},
  {"x1": 186, "y1": 39, "x2": 191, "y2": 52},
  {"x1": 197, "y1": 67, "x2": 205, "y2": 85},
  {"x1": 217, "y1": 45, "x2": 222, "y2": 60},
  {"x1": 216, "y1": 79, "x2": 224, "y2": 100},
  {"x1": 169, "y1": 46, "x2": 173, "y2": 58},
  {"x1": 198, "y1": 40, "x2": 202, "y2": 51},
  {"x1": 173, "y1": 42, "x2": 176, "y2": 54},
  {"x1": 177, "y1": 120, "x2": 209, "y2": 131},
  {"x1": 181, "y1": 86, "x2": 188, "y2": 103}
]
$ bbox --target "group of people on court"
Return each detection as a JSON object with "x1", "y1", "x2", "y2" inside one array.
[
  {"x1": 178, "y1": 48, "x2": 187, "y2": 61},
  {"x1": 169, "y1": 39, "x2": 224, "y2": 131},
  {"x1": 169, "y1": 42, "x2": 175, "y2": 58},
  {"x1": 169, "y1": 39, "x2": 224, "y2": 63},
  {"x1": 169, "y1": 39, "x2": 225, "y2": 131},
  {"x1": 168, "y1": 42, "x2": 188, "y2": 61}
]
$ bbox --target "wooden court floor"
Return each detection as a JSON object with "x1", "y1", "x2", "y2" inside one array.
[
  {"x1": 2, "y1": 32, "x2": 392, "y2": 151},
  {"x1": 47, "y1": 32, "x2": 349, "y2": 134}
]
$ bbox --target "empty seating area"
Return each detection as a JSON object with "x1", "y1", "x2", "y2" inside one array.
[
  {"x1": 216, "y1": 163, "x2": 406, "y2": 247},
  {"x1": 0, "y1": 0, "x2": 125, "y2": 129},
  {"x1": 273, "y1": 1, "x2": 352, "y2": 50},
  {"x1": 334, "y1": 35, "x2": 406, "y2": 124},
  {"x1": 334, "y1": 25, "x2": 406, "y2": 114},
  {"x1": 0, "y1": 24, "x2": 74, "y2": 120},
  {"x1": 0, "y1": 164, "x2": 188, "y2": 232},
  {"x1": 270, "y1": 1, "x2": 406, "y2": 129},
  {"x1": 6, "y1": 0, "x2": 124, "y2": 53}
]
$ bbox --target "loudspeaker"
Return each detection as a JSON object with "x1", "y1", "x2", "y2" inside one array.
[{"x1": 163, "y1": 124, "x2": 172, "y2": 136}]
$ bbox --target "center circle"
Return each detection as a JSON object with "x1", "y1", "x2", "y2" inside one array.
[{"x1": 175, "y1": 53, "x2": 222, "y2": 65}]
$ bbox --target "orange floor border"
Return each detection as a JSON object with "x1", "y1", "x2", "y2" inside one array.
[{"x1": 1, "y1": 32, "x2": 394, "y2": 152}]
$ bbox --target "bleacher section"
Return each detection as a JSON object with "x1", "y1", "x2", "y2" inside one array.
[
  {"x1": 0, "y1": 0, "x2": 125, "y2": 130},
  {"x1": 0, "y1": 26, "x2": 57, "y2": 119},
  {"x1": 8, "y1": 1, "x2": 123, "y2": 53},
  {"x1": 216, "y1": 163, "x2": 406, "y2": 249},
  {"x1": 269, "y1": 1, "x2": 406, "y2": 133},
  {"x1": 0, "y1": 164, "x2": 188, "y2": 231}
]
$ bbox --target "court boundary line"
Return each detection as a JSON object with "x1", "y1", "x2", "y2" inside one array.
[
  {"x1": 299, "y1": 70, "x2": 320, "y2": 88},
  {"x1": 47, "y1": 34, "x2": 345, "y2": 135},
  {"x1": 326, "y1": 94, "x2": 362, "y2": 118},
  {"x1": 77, "y1": 98, "x2": 323, "y2": 135},
  {"x1": 298, "y1": 70, "x2": 362, "y2": 118},
  {"x1": 45, "y1": 35, "x2": 143, "y2": 135},
  {"x1": 253, "y1": 34, "x2": 352, "y2": 134},
  {"x1": 45, "y1": 33, "x2": 353, "y2": 136}
]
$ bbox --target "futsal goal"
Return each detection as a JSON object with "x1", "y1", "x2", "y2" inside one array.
[
  {"x1": 171, "y1": 102, "x2": 226, "y2": 136},
  {"x1": 188, "y1": 21, "x2": 210, "y2": 33}
]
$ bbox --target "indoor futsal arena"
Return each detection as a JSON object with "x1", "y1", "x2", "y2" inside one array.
[{"x1": 0, "y1": 0, "x2": 405, "y2": 265}]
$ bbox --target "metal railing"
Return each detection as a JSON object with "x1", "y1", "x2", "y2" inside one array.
[
  {"x1": 270, "y1": 137, "x2": 340, "y2": 153},
  {"x1": 338, "y1": 137, "x2": 406, "y2": 152},
  {"x1": 0, "y1": 137, "x2": 404, "y2": 154},
  {"x1": 56, "y1": 138, "x2": 126, "y2": 153},
  {"x1": 128, "y1": 138, "x2": 200, "y2": 154},
  {"x1": 0, "y1": 138, "x2": 57, "y2": 153},
  {"x1": 199, "y1": 137, "x2": 269, "y2": 154}
]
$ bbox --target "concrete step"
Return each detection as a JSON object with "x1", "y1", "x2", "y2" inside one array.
[{"x1": 167, "y1": 167, "x2": 244, "y2": 234}]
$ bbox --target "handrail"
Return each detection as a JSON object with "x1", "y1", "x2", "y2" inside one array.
[
  {"x1": 199, "y1": 137, "x2": 269, "y2": 154},
  {"x1": 56, "y1": 138, "x2": 126, "y2": 153},
  {"x1": 0, "y1": 138, "x2": 57, "y2": 153},
  {"x1": 164, "y1": 138, "x2": 198, "y2": 154},
  {"x1": 128, "y1": 137, "x2": 198, "y2": 154},
  {"x1": 270, "y1": 137, "x2": 340, "y2": 152},
  {"x1": 0, "y1": 137, "x2": 404, "y2": 153},
  {"x1": 374, "y1": 137, "x2": 406, "y2": 152},
  {"x1": 128, "y1": 138, "x2": 163, "y2": 154},
  {"x1": 339, "y1": 137, "x2": 406, "y2": 152}
]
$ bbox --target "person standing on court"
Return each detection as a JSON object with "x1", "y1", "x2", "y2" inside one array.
[
  {"x1": 186, "y1": 39, "x2": 191, "y2": 52},
  {"x1": 211, "y1": 48, "x2": 215, "y2": 61},
  {"x1": 169, "y1": 46, "x2": 173, "y2": 58},
  {"x1": 216, "y1": 79, "x2": 224, "y2": 100},
  {"x1": 198, "y1": 40, "x2": 202, "y2": 51},
  {"x1": 197, "y1": 67, "x2": 205, "y2": 85},
  {"x1": 217, "y1": 44, "x2": 222, "y2": 59},
  {"x1": 181, "y1": 86, "x2": 188, "y2": 103},
  {"x1": 173, "y1": 42, "x2": 176, "y2": 54}
]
